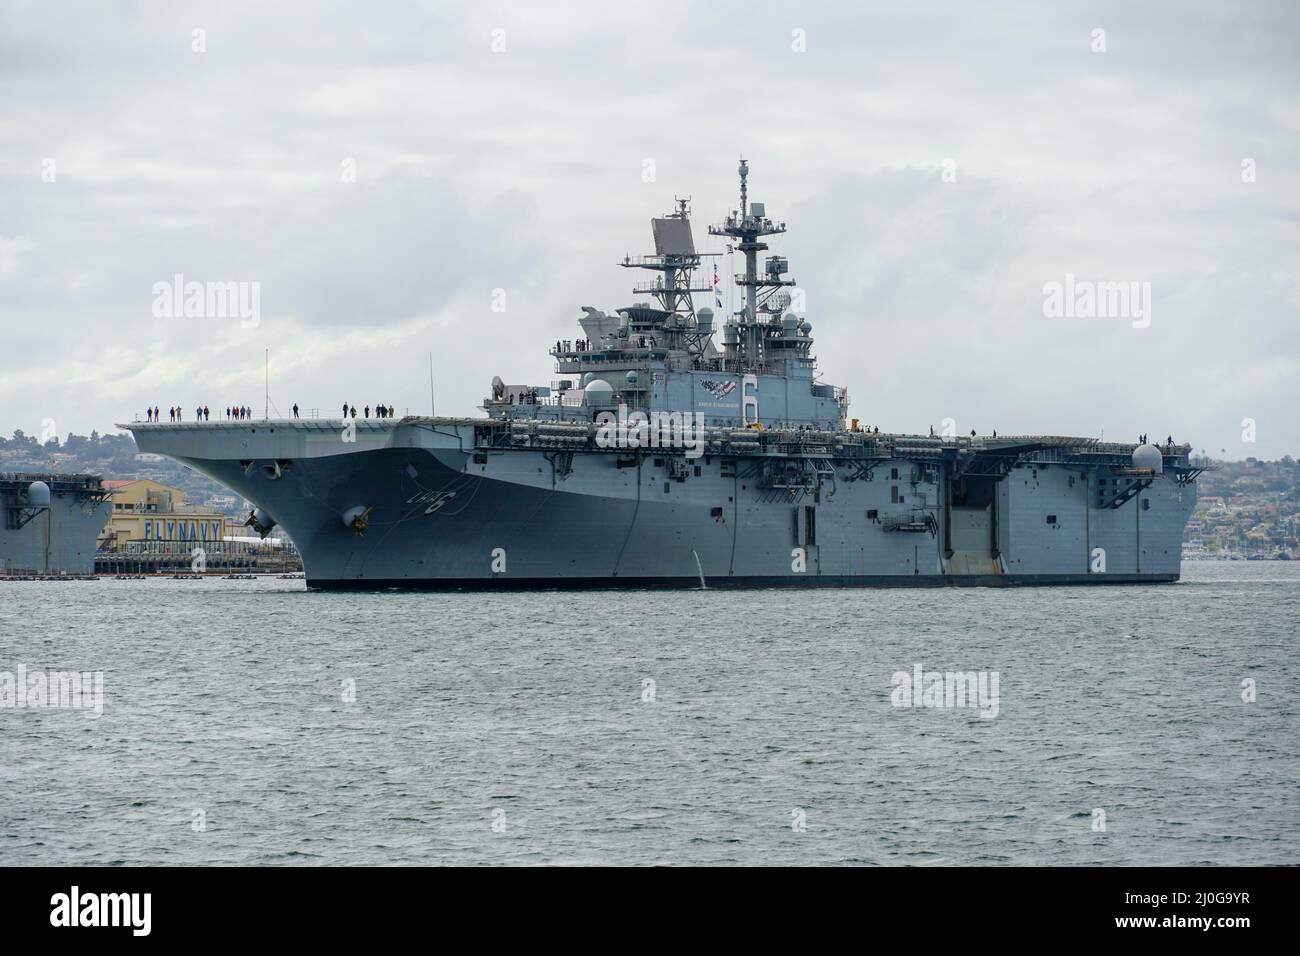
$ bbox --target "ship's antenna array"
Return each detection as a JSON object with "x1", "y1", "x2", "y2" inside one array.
[
  {"x1": 708, "y1": 159, "x2": 797, "y2": 370},
  {"x1": 618, "y1": 194, "x2": 720, "y2": 359}
]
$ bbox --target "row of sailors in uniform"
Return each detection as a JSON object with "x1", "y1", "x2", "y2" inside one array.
[
  {"x1": 144, "y1": 404, "x2": 411, "y2": 421},
  {"x1": 146, "y1": 406, "x2": 252, "y2": 421},
  {"x1": 553, "y1": 339, "x2": 592, "y2": 354},
  {"x1": 342, "y1": 403, "x2": 396, "y2": 419}
]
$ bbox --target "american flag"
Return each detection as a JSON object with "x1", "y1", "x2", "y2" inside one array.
[{"x1": 713, "y1": 261, "x2": 722, "y2": 308}]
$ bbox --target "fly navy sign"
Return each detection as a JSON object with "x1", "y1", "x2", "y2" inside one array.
[{"x1": 143, "y1": 519, "x2": 222, "y2": 542}]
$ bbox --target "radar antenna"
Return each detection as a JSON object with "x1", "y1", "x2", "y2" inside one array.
[
  {"x1": 618, "y1": 195, "x2": 718, "y2": 359},
  {"x1": 707, "y1": 159, "x2": 798, "y2": 370}
]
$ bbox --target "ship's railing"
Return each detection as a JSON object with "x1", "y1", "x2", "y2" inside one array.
[
  {"x1": 536, "y1": 395, "x2": 585, "y2": 407},
  {"x1": 126, "y1": 407, "x2": 417, "y2": 424},
  {"x1": 619, "y1": 254, "x2": 702, "y2": 268},
  {"x1": 707, "y1": 217, "x2": 786, "y2": 236},
  {"x1": 1, "y1": 472, "x2": 106, "y2": 491},
  {"x1": 549, "y1": 341, "x2": 595, "y2": 356}
]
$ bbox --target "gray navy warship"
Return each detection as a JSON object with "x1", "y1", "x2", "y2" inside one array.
[
  {"x1": 124, "y1": 161, "x2": 1201, "y2": 590},
  {"x1": 1, "y1": 473, "x2": 110, "y2": 575}
]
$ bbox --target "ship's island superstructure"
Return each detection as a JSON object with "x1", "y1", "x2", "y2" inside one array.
[
  {"x1": 124, "y1": 162, "x2": 1200, "y2": 589},
  {"x1": 1, "y1": 473, "x2": 111, "y2": 575}
]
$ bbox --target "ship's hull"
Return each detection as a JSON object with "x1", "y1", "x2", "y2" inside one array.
[
  {"x1": 126, "y1": 420, "x2": 1197, "y2": 590},
  {"x1": 306, "y1": 572, "x2": 1177, "y2": 591}
]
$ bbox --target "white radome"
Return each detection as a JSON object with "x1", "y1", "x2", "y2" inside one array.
[
  {"x1": 584, "y1": 379, "x2": 614, "y2": 405},
  {"x1": 26, "y1": 481, "x2": 51, "y2": 506},
  {"x1": 1132, "y1": 444, "x2": 1164, "y2": 473}
]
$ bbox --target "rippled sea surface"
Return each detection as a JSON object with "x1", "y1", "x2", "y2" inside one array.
[{"x1": 1, "y1": 562, "x2": 1296, "y2": 866}]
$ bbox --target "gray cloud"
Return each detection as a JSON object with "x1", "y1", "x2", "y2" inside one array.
[{"x1": 1, "y1": 0, "x2": 1296, "y2": 456}]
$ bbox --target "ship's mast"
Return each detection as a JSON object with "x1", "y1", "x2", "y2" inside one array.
[
  {"x1": 709, "y1": 159, "x2": 791, "y2": 319},
  {"x1": 618, "y1": 196, "x2": 717, "y2": 359},
  {"x1": 708, "y1": 159, "x2": 796, "y2": 371},
  {"x1": 627, "y1": 198, "x2": 705, "y2": 316}
]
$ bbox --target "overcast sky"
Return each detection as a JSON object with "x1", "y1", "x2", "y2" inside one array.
[{"x1": 1, "y1": 0, "x2": 1296, "y2": 458}]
